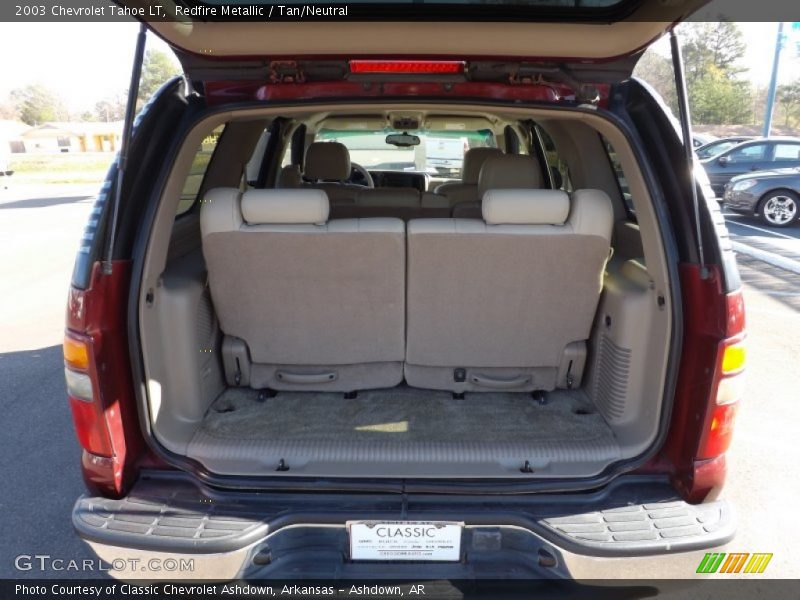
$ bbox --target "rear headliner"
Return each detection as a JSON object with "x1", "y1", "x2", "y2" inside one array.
[{"x1": 120, "y1": 0, "x2": 709, "y2": 63}]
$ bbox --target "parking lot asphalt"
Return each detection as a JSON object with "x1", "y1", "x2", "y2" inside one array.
[{"x1": 0, "y1": 186, "x2": 798, "y2": 579}]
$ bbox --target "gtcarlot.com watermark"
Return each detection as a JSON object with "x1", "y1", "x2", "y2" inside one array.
[{"x1": 14, "y1": 554, "x2": 194, "y2": 573}]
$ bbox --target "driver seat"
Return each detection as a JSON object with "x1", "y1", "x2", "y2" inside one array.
[{"x1": 302, "y1": 142, "x2": 363, "y2": 206}]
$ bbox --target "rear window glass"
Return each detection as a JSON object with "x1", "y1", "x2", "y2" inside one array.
[
  {"x1": 536, "y1": 126, "x2": 571, "y2": 192},
  {"x1": 774, "y1": 144, "x2": 800, "y2": 161},
  {"x1": 177, "y1": 125, "x2": 224, "y2": 215},
  {"x1": 726, "y1": 143, "x2": 767, "y2": 163}
]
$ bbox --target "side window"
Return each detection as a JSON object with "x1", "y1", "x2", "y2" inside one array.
[
  {"x1": 773, "y1": 143, "x2": 800, "y2": 162},
  {"x1": 245, "y1": 128, "x2": 271, "y2": 184},
  {"x1": 535, "y1": 125, "x2": 572, "y2": 192},
  {"x1": 177, "y1": 125, "x2": 224, "y2": 215},
  {"x1": 727, "y1": 143, "x2": 767, "y2": 163},
  {"x1": 504, "y1": 125, "x2": 521, "y2": 154},
  {"x1": 280, "y1": 136, "x2": 294, "y2": 168},
  {"x1": 600, "y1": 136, "x2": 634, "y2": 218}
]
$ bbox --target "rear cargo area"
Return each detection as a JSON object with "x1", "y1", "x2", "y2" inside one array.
[
  {"x1": 136, "y1": 104, "x2": 675, "y2": 481},
  {"x1": 187, "y1": 385, "x2": 620, "y2": 477}
]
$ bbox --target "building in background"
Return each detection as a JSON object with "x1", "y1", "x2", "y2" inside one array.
[
  {"x1": 0, "y1": 120, "x2": 31, "y2": 155},
  {"x1": 15, "y1": 121, "x2": 123, "y2": 153}
]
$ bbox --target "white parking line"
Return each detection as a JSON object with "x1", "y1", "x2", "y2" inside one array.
[
  {"x1": 732, "y1": 241, "x2": 800, "y2": 276},
  {"x1": 761, "y1": 291, "x2": 800, "y2": 297},
  {"x1": 723, "y1": 216, "x2": 798, "y2": 240}
]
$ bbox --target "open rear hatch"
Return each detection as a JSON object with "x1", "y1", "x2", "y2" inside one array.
[
  {"x1": 117, "y1": 0, "x2": 720, "y2": 486},
  {"x1": 119, "y1": 0, "x2": 710, "y2": 95}
]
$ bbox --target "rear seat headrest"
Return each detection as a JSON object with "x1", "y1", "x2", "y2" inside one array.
[
  {"x1": 482, "y1": 189, "x2": 569, "y2": 225},
  {"x1": 478, "y1": 154, "x2": 544, "y2": 196},
  {"x1": 241, "y1": 189, "x2": 330, "y2": 225},
  {"x1": 304, "y1": 142, "x2": 352, "y2": 181},
  {"x1": 461, "y1": 147, "x2": 504, "y2": 185}
]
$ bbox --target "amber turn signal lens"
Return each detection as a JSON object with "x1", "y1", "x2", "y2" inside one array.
[
  {"x1": 63, "y1": 334, "x2": 90, "y2": 370},
  {"x1": 721, "y1": 343, "x2": 746, "y2": 375}
]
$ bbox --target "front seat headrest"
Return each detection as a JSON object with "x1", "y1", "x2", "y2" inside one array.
[
  {"x1": 478, "y1": 154, "x2": 544, "y2": 197},
  {"x1": 276, "y1": 164, "x2": 302, "y2": 188},
  {"x1": 461, "y1": 147, "x2": 504, "y2": 185},
  {"x1": 304, "y1": 142, "x2": 352, "y2": 182}
]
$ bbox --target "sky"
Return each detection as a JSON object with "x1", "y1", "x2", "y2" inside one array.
[
  {"x1": 0, "y1": 20, "x2": 798, "y2": 115},
  {"x1": 0, "y1": 22, "x2": 178, "y2": 113}
]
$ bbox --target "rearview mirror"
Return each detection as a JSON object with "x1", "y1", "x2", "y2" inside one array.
[
  {"x1": 386, "y1": 132, "x2": 420, "y2": 147},
  {"x1": 718, "y1": 155, "x2": 730, "y2": 165}
]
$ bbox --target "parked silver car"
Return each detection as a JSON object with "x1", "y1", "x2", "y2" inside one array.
[{"x1": 724, "y1": 166, "x2": 800, "y2": 227}]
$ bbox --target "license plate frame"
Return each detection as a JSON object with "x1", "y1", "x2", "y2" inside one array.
[{"x1": 347, "y1": 520, "x2": 463, "y2": 562}]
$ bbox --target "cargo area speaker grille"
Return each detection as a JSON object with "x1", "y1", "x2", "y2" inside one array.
[{"x1": 592, "y1": 334, "x2": 631, "y2": 422}]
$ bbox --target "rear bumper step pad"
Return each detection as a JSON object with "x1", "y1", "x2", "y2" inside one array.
[{"x1": 73, "y1": 473, "x2": 734, "y2": 558}]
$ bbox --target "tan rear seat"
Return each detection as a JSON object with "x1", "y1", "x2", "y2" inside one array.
[
  {"x1": 201, "y1": 188, "x2": 406, "y2": 391},
  {"x1": 405, "y1": 188, "x2": 614, "y2": 392}
]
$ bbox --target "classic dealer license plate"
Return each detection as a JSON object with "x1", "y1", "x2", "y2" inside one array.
[{"x1": 348, "y1": 521, "x2": 463, "y2": 561}]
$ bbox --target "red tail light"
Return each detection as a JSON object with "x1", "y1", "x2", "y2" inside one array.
[
  {"x1": 699, "y1": 402, "x2": 739, "y2": 459},
  {"x1": 349, "y1": 60, "x2": 464, "y2": 74},
  {"x1": 64, "y1": 332, "x2": 114, "y2": 457},
  {"x1": 697, "y1": 338, "x2": 745, "y2": 460},
  {"x1": 664, "y1": 265, "x2": 746, "y2": 502},
  {"x1": 65, "y1": 261, "x2": 143, "y2": 497}
]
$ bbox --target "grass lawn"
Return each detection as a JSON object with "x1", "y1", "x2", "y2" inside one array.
[{"x1": 8, "y1": 153, "x2": 114, "y2": 185}]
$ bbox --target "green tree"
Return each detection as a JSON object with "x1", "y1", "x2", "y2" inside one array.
[
  {"x1": 681, "y1": 22, "x2": 747, "y2": 85},
  {"x1": 633, "y1": 50, "x2": 678, "y2": 114},
  {"x1": 690, "y1": 64, "x2": 752, "y2": 125},
  {"x1": 635, "y1": 22, "x2": 751, "y2": 126},
  {"x1": 0, "y1": 96, "x2": 20, "y2": 121},
  {"x1": 10, "y1": 84, "x2": 69, "y2": 125},
  {"x1": 94, "y1": 92, "x2": 126, "y2": 122},
  {"x1": 138, "y1": 49, "x2": 180, "y2": 107},
  {"x1": 777, "y1": 81, "x2": 800, "y2": 128}
]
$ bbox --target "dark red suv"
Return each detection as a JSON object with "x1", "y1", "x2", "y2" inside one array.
[{"x1": 65, "y1": 0, "x2": 744, "y2": 583}]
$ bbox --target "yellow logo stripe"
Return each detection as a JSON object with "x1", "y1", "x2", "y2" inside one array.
[{"x1": 744, "y1": 553, "x2": 773, "y2": 573}]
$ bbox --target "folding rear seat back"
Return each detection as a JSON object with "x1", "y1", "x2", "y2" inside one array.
[
  {"x1": 200, "y1": 188, "x2": 406, "y2": 391},
  {"x1": 405, "y1": 188, "x2": 614, "y2": 392}
]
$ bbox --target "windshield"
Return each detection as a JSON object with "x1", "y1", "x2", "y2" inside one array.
[{"x1": 316, "y1": 129, "x2": 497, "y2": 179}]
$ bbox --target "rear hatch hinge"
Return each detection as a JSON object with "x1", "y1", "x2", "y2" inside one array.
[
  {"x1": 506, "y1": 63, "x2": 600, "y2": 104},
  {"x1": 269, "y1": 61, "x2": 306, "y2": 84}
]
